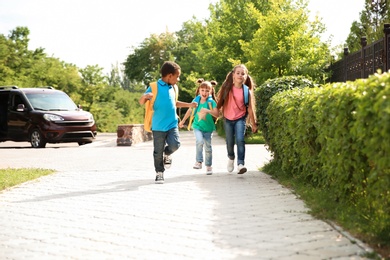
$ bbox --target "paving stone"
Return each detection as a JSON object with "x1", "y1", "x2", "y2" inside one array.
[{"x1": 0, "y1": 132, "x2": 374, "y2": 259}]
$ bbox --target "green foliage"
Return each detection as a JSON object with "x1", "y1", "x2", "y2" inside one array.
[
  {"x1": 123, "y1": 32, "x2": 178, "y2": 85},
  {"x1": 255, "y1": 75, "x2": 316, "y2": 145},
  {"x1": 123, "y1": 0, "x2": 332, "y2": 99},
  {"x1": 2, "y1": 0, "x2": 338, "y2": 134},
  {"x1": 0, "y1": 168, "x2": 55, "y2": 190},
  {"x1": 214, "y1": 117, "x2": 265, "y2": 144},
  {"x1": 175, "y1": 19, "x2": 213, "y2": 83},
  {"x1": 241, "y1": 0, "x2": 331, "y2": 84},
  {"x1": 0, "y1": 27, "x2": 147, "y2": 133},
  {"x1": 0, "y1": 27, "x2": 81, "y2": 90},
  {"x1": 265, "y1": 72, "x2": 390, "y2": 247},
  {"x1": 89, "y1": 101, "x2": 123, "y2": 132},
  {"x1": 345, "y1": 0, "x2": 390, "y2": 53},
  {"x1": 194, "y1": 0, "x2": 268, "y2": 84},
  {"x1": 262, "y1": 161, "x2": 386, "y2": 259},
  {"x1": 244, "y1": 131, "x2": 265, "y2": 144},
  {"x1": 345, "y1": 21, "x2": 366, "y2": 53}
]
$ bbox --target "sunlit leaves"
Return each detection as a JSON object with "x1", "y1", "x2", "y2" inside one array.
[{"x1": 242, "y1": 0, "x2": 331, "y2": 84}]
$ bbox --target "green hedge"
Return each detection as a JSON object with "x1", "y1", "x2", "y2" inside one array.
[
  {"x1": 266, "y1": 72, "x2": 390, "y2": 243},
  {"x1": 255, "y1": 76, "x2": 316, "y2": 144}
]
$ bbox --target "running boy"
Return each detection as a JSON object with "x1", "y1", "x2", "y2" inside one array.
[
  {"x1": 139, "y1": 61, "x2": 197, "y2": 184},
  {"x1": 179, "y1": 79, "x2": 219, "y2": 175}
]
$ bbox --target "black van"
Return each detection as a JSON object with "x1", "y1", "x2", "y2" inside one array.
[{"x1": 0, "y1": 86, "x2": 97, "y2": 148}]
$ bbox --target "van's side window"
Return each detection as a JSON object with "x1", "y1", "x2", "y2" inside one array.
[{"x1": 12, "y1": 95, "x2": 25, "y2": 111}]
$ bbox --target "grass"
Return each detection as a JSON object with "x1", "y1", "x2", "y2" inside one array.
[
  {"x1": 0, "y1": 168, "x2": 55, "y2": 191},
  {"x1": 215, "y1": 122, "x2": 265, "y2": 144},
  {"x1": 217, "y1": 129, "x2": 265, "y2": 144},
  {"x1": 244, "y1": 131, "x2": 265, "y2": 144},
  {"x1": 262, "y1": 161, "x2": 389, "y2": 260}
]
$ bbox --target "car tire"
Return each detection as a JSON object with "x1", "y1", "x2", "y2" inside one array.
[
  {"x1": 78, "y1": 141, "x2": 92, "y2": 146},
  {"x1": 30, "y1": 129, "x2": 47, "y2": 148}
]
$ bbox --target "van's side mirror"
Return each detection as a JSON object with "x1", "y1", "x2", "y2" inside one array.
[{"x1": 16, "y1": 104, "x2": 25, "y2": 112}]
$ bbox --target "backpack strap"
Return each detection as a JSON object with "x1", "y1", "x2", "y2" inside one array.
[
  {"x1": 144, "y1": 82, "x2": 158, "y2": 132},
  {"x1": 208, "y1": 101, "x2": 213, "y2": 110},
  {"x1": 187, "y1": 95, "x2": 201, "y2": 131},
  {"x1": 173, "y1": 84, "x2": 179, "y2": 102},
  {"x1": 150, "y1": 82, "x2": 158, "y2": 105},
  {"x1": 207, "y1": 96, "x2": 214, "y2": 110},
  {"x1": 243, "y1": 84, "x2": 249, "y2": 107},
  {"x1": 222, "y1": 84, "x2": 249, "y2": 107},
  {"x1": 173, "y1": 84, "x2": 179, "y2": 120}
]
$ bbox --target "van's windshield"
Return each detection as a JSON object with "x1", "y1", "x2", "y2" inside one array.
[{"x1": 26, "y1": 92, "x2": 78, "y2": 111}]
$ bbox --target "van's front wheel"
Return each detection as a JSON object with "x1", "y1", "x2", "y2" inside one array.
[{"x1": 30, "y1": 129, "x2": 47, "y2": 148}]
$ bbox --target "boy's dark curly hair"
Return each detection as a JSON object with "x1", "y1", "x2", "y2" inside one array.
[{"x1": 160, "y1": 61, "x2": 181, "y2": 77}]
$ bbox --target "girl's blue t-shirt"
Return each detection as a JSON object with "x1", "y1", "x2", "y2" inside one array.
[
  {"x1": 192, "y1": 97, "x2": 216, "y2": 133},
  {"x1": 145, "y1": 79, "x2": 177, "y2": 131}
]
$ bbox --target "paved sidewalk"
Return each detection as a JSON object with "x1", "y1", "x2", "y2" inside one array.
[{"x1": 0, "y1": 132, "x2": 373, "y2": 259}]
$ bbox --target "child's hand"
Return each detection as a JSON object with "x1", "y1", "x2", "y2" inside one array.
[
  {"x1": 144, "y1": 93, "x2": 153, "y2": 100},
  {"x1": 191, "y1": 102, "x2": 198, "y2": 108},
  {"x1": 178, "y1": 121, "x2": 184, "y2": 128},
  {"x1": 198, "y1": 108, "x2": 208, "y2": 121},
  {"x1": 251, "y1": 123, "x2": 258, "y2": 133}
]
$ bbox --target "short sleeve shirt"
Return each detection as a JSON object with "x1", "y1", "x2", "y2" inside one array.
[
  {"x1": 144, "y1": 79, "x2": 177, "y2": 131},
  {"x1": 223, "y1": 86, "x2": 246, "y2": 120},
  {"x1": 192, "y1": 98, "x2": 217, "y2": 133}
]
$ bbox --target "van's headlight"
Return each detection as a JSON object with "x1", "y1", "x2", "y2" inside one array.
[
  {"x1": 89, "y1": 114, "x2": 95, "y2": 123},
  {"x1": 43, "y1": 114, "x2": 64, "y2": 121}
]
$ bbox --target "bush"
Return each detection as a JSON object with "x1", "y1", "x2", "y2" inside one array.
[
  {"x1": 255, "y1": 76, "x2": 316, "y2": 145},
  {"x1": 265, "y1": 72, "x2": 390, "y2": 247}
]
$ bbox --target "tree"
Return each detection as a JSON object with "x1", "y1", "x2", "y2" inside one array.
[
  {"x1": 0, "y1": 27, "x2": 43, "y2": 86},
  {"x1": 123, "y1": 32, "x2": 178, "y2": 85},
  {"x1": 76, "y1": 65, "x2": 110, "y2": 110},
  {"x1": 195, "y1": 0, "x2": 268, "y2": 84},
  {"x1": 173, "y1": 18, "x2": 217, "y2": 100},
  {"x1": 0, "y1": 27, "x2": 81, "y2": 91},
  {"x1": 107, "y1": 63, "x2": 145, "y2": 92},
  {"x1": 0, "y1": 27, "x2": 147, "y2": 131},
  {"x1": 241, "y1": 0, "x2": 331, "y2": 84},
  {"x1": 346, "y1": 0, "x2": 390, "y2": 53}
]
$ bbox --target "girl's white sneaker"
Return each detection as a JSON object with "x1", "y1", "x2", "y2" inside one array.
[
  {"x1": 227, "y1": 159, "x2": 234, "y2": 172},
  {"x1": 193, "y1": 162, "x2": 202, "y2": 169},
  {"x1": 237, "y1": 164, "x2": 247, "y2": 174}
]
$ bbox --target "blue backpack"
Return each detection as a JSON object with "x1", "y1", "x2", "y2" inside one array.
[
  {"x1": 222, "y1": 84, "x2": 249, "y2": 107},
  {"x1": 243, "y1": 84, "x2": 249, "y2": 107}
]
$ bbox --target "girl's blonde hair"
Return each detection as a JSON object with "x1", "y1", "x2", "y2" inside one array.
[{"x1": 196, "y1": 78, "x2": 218, "y2": 101}]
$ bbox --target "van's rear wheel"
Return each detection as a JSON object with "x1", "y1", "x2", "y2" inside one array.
[
  {"x1": 30, "y1": 129, "x2": 47, "y2": 148},
  {"x1": 78, "y1": 141, "x2": 92, "y2": 146}
]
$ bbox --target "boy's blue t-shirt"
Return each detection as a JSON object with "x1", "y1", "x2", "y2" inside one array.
[{"x1": 145, "y1": 79, "x2": 177, "y2": 131}]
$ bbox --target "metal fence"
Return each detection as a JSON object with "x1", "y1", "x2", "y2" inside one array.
[{"x1": 329, "y1": 23, "x2": 390, "y2": 82}]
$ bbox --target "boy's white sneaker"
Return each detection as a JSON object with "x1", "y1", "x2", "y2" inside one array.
[
  {"x1": 163, "y1": 154, "x2": 172, "y2": 169},
  {"x1": 155, "y1": 172, "x2": 164, "y2": 184},
  {"x1": 227, "y1": 159, "x2": 234, "y2": 172},
  {"x1": 237, "y1": 164, "x2": 247, "y2": 174}
]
